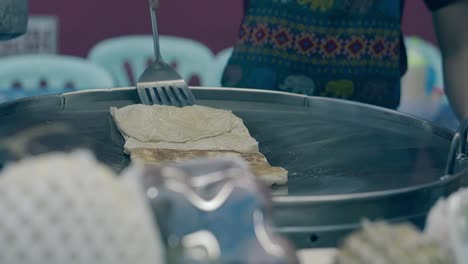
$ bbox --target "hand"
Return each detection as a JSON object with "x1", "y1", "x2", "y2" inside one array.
[
  {"x1": 432, "y1": 1, "x2": 468, "y2": 120},
  {"x1": 151, "y1": 0, "x2": 159, "y2": 9}
]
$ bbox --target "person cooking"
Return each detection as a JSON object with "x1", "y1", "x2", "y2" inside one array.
[{"x1": 152, "y1": 0, "x2": 468, "y2": 119}]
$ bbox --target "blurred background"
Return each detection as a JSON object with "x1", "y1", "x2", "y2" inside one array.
[
  {"x1": 0, "y1": 0, "x2": 459, "y2": 129},
  {"x1": 23, "y1": 0, "x2": 433, "y2": 57}
]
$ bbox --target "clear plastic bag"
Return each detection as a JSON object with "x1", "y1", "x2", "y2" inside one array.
[
  {"x1": 425, "y1": 188, "x2": 468, "y2": 264},
  {"x1": 125, "y1": 157, "x2": 298, "y2": 264}
]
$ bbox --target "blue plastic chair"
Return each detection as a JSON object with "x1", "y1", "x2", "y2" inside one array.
[
  {"x1": 206, "y1": 47, "x2": 233, "y2": 87},
  {"x1": 404, "y1": 36, "x2": 444, "y2": 90},
  {"x1": 405, "y1": 37, "x2": 458, "y2": 128},
  {"x1": 88, "y1": 35, "x2": 215, "y2": 87},
  {"x1": 400, "y1": 37, "x2": 446, "y2": 121},
  {"x1": 0, "y1": 54, "x2": 115, "y2": 92}
]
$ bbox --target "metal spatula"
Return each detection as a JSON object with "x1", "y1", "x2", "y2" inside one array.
[{"x1": 137, "y1": 0, "x2": 195, "y2": 106}]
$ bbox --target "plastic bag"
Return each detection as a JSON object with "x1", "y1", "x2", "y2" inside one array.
[
  {"x1": 425, "y1": 188, "x2": 468, "y2": 264},
  {"x1": 125, "y1": 157, "x2": 298, "y2": 264}
]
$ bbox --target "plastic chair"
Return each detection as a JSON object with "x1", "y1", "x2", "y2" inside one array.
[
  {"x1": 206, "y1": 47, "x2": 233, "y2": 86},
  {"x1": 0, "y1": 54, "x2": 115, "y2": 92},
  {"x1": 88, "y1": 35, "x2": 215, "y2": 87},
  {"x1": 404, "y1": 38, "x2": 458, "y2": 127},
  {"x1": 404, "y1": 36, "x2": 444, "y2": 90},
  {"x1": 400, "y1": 37, "x2": 445, "y2": 121}
]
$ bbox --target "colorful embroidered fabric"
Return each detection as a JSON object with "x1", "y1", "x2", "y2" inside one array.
[{"x1": 222, "y1": 0, "x2": 406, "y2": 109}]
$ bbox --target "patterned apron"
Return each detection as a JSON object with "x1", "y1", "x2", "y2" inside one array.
[{"x1": 222, "y1": 0, "x2": 406, "y2": 109}]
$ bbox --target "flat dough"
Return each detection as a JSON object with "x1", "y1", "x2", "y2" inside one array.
[
  {"x1": 110, "y1": 104, "x2": 287, "y2": 185},
  {"x1": 110, "y1": 105, "x2": 259, "y2": 154},
  {"x1": 111, "y1": 104, "x2": 249, "y2": 142},
  {"x1": 123, "y1": 134, "x2": 259, "y2": 154},
  {"x1": 131, "y1": 148, "x2": 288, "y2": 186}
]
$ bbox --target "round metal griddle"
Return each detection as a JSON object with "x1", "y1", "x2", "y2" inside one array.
[{"x1": 0, "y1": 87, "x2": 466, "y2": 249}]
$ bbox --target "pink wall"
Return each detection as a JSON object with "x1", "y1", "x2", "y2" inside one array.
[
  {"x1": 402, "y1": 0, "x2": 437, "y2": 44},
  {"x1": 30, "y1": 0, "x2": 437, "y2": 57}
]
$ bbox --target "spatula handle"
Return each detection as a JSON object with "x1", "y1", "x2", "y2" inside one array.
[{"x1": 149, "y1": 0, "x2": 162, "y2": 61}]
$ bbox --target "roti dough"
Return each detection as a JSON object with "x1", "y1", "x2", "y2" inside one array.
[
  {"x1": 131, "y1": 148, "x2": 288, "y2": 186},
  {"x1": 110, "y1": 105, "x2": 259, "y2": 153},
  {"x1": 110, "y1": 104, "x2": 288, "y2": 185}
]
